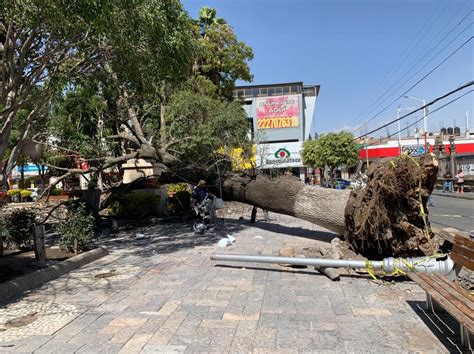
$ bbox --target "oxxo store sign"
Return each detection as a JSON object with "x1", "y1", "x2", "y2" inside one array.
[
  {"x1": 401, "y1": 144, "x2": 426, "y2": 157},
  {"x1": 256, "y1": 142, "x2": 303, "y2": 169}
]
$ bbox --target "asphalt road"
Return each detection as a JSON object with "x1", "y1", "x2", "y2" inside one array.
[{"x1": 428, "y1": 195, "x2": 474, "y2": 233}]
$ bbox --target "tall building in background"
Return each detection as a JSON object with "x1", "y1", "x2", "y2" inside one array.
[{"x1": 233, "y1": 82, "x2": 319, "y2": 178}]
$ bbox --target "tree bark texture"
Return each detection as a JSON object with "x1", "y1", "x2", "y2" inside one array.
[{"x1": 221, "y1": 174, "x2": 350, "y2": 235}]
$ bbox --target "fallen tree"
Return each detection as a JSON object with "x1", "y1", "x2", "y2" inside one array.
[{"x1": 217, "y1": 153, "x2": 439, "y2": 259}]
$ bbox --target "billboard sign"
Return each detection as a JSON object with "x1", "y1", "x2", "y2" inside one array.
[
  {"x1": 256, "y1": 142, "x2": 303, "y2": 168},
  {"x1": 256, "y1": 95, "x2": 300, "y2": 130}
]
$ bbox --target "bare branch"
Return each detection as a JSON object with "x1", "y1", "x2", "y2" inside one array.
[{"x1": 106, "y1": 132, "x2": 139, "y2": 145}]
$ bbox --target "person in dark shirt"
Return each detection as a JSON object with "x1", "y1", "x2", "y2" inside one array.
[{"x1": 192, "y1": 180, "x2": 210, "y2": 204}]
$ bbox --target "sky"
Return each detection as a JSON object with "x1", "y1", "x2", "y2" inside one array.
[{"x1": 182, "y1": 0, "x2": 473, "y2": 138}]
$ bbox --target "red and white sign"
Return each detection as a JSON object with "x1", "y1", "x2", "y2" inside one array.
[{"x1": 359, "y1": 138, "x2": 474, "y2": 159}]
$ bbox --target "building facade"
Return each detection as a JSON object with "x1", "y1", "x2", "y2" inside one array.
[
  {"x1": 359, "y1": 136, "x2": 474, "y2": 177},
  {"x1": 233, "y1": 82, "x2": 319, "y2": 178}
]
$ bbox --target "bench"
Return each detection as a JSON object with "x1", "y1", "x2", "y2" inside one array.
[{"x1": 408, "y1": 234, "x2": 473, "y2": 350}]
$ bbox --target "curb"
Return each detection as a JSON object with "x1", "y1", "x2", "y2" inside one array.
[
  {"x1": 432, "y1": 191, "x2": 474, "y2": 201},
  {"x1": 0, "y1": 247, "x2": 108, "y2": 302}
]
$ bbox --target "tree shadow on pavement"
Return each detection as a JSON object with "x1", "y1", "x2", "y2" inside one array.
[
  {"x1": 222, "y1": 218, "x2": 336, "y2": 243},
  {"x1": 406, "y1": 300, "x2": 464, "y2": 353},
  {"x1": 96, "y1": 217, "x2": 247, "y2": 259}
]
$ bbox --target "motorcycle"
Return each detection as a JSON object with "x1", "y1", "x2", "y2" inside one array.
[{"x1": 193, "y1": 194, "x2": 214, "y2": 234}]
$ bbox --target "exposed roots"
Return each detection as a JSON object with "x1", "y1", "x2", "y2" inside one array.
[{"x1": 344, "y1": 153, "x2": 439, "y2": 259}]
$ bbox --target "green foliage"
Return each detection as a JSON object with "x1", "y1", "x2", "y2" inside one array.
[
  {"x1": 7, "y1": 189, "x2": 21, "y2": 197},
  {"x1": 51, "y1": 188, "x2": 64, "y2": 196},
  {"x1": 110, "y1": 193, "x2": 161, "y2": 219},
  {"x1": 55, "y1": 203, "x2": 95, "y2": 251},
  {"x1": 302, "y1": 132, "x2": 359, "y2": 171},
  {"x1": 48, "y1": 82, "x2": 110, "y2": 158},
  {"x1": 169, "y1": 191, "x2": 191, "y2": 214},
  {"x1": 2, "y1": 0, "x2": 197, "y2": 172},
  {"x1": 166, "y1": 90, "x2": 251, "y2": 167},
  {"x1": 193, "y1": 7, "x2": 253, "y2": 98},
  {"x1": 20, "y1": 190, "x2": 32, "y2": 199},
  {"x1": 4, "y1": 209, "x2": 36, "y2": 248},
  {"x1": 167, "y1": 183, "x2": 191, "y2": 193},
  {"x1": 7, "y1": 189, "x2": 31, "y2": 201}
]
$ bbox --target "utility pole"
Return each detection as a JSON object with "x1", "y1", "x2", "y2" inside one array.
[
  {"x1": 405, "y1": 95, "x2": 428, "y2": 153},
  {"x1": 397, "y1": 108, "x2": 402, "y2": 156}
]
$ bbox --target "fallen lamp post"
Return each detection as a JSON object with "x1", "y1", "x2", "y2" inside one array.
[{"x1": 210, "y1": 254, "x2": 454, "y2": 275}]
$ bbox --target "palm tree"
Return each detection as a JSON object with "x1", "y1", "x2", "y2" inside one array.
[{"x1": 198, "y1": 6, "x2": 226, "y2": 36}]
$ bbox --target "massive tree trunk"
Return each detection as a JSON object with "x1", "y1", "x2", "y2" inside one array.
[
  {"x1": 221, "y1": 174, "x2": 350, "y2": 234},
  {"x1": 219, "y1": 153, "x2": 440, "y2": 259}
]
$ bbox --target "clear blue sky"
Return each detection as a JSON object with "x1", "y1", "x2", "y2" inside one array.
[{"x1": 182, "y1": 0, "x2": 473, "y2": 138}]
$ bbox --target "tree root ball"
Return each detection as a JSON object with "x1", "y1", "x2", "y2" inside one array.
[{"x1": 344, "y1": 153, "x2": 440, "y2": 259}]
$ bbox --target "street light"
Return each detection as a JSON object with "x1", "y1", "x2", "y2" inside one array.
[
  {"x1": 404, "y1": 95, "x2": 428, "y2": 134},
  {"x1": 397, "y1": 105, "x2": 417, "y2": 155},
  {"x1": 405, "y1": 95, "x2": 429, "y2": 153}
]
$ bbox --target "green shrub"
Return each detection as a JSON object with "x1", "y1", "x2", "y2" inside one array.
[
  {"x1": 50, "y1": 188, "x2": 63, "y2": 196},
  {"x1": 20, "y1": 190, "x2": 32, "y2": 199},
  {"x1": 4, "y1": 209, "x2": 36, "y2": 247},
  {"x1": 169, "y1": 190, "x2": 191, "y2": 214},
  {"x1": 110, "y1": 192, "x2": 161, "y2": 219},
  {"x1": 167, "y1": 183, "x2": 191, "y2": 193},
  {"x1": 55, "y1": 203, "x2": 95, "y2": 251},
  {"x1": 7, "y1": 189, "x2": 21, "y2": 197}
]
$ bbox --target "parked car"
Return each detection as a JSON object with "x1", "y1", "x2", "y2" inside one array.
[{"x1": 335, "y1": 179, "x2": 351, "y2": 190}]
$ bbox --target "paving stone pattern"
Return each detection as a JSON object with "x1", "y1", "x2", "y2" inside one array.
[{"x1": 0, "y1": 213, "x2": 458, "y2": 353}]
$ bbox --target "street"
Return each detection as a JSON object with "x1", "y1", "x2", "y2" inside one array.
[{"x1": 428, "y1": 195, "x2": 474, "y2": 233}]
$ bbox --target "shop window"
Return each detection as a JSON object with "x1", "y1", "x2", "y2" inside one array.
[
  {"x1": 252, "y1": 88, "x2": 260, "y2": 96},
  {"x1": 259, "y1": 88, "x2": 267, "y2": 96},
  {"x1": 274, "y1": 87, "x2": 283, "y2": 95},
  {"x1": 267, "y1": 88, "x2": 275, "y2": 95},
  {"x1": 244, "y1": 89, "x2": 252, "y2": 97},
  {"x1": 283, "y1": 86, "x2": 290, "y2": 94}
]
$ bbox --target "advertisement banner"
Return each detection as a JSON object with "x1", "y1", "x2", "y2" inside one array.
[
  {"x1": 256, "y1": 142, "x2": 303, "y2": 168},
  {"x1": 256, "y1": 95, "x2": 300, "y2": 130}
]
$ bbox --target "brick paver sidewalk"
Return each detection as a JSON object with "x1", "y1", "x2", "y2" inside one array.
[{"x1": 0, "y1": 213, "x2": 457, "y2": 353}]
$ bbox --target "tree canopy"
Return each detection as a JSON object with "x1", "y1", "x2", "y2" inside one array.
[
  {"x1": 192, "y1": 7, "x2": 253, "y2": 99},
  {"x1": 1, "y1": 1, "x2": 255, "y2": 190},
  {"x1": 301, "y1": 131, "x2": 359, "y2": 172}
]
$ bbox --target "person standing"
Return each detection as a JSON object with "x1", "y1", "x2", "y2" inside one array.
[
  {"x1": 455, "y1": 169, "x2": 465, "y2": 193},
  {"x1": 443, "y1": 171, "x2": 453, "y2": 192}
]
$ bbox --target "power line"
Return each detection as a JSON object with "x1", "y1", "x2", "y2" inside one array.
[
  {"x1": 357, "y1": 21, "x2": 472, "y2": 127},
  {"x1": 365, "y1": 89, "x2": 473, "y2": 148},
  {"x1": 353, "y1": 36, "x2": 473, "y2": 134},
  {"x1": 351, "y1": 10, "x2": 473, "y2": 132},
  {"x1": 351, "y1": 4, "x2": 451, "y2": 125},
  {"x1": 356, "y1": 19, "x2": 473, "y2": 128},
  {"x1": 355, "y1": 80, "x2": 474, "y2": 140}
]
